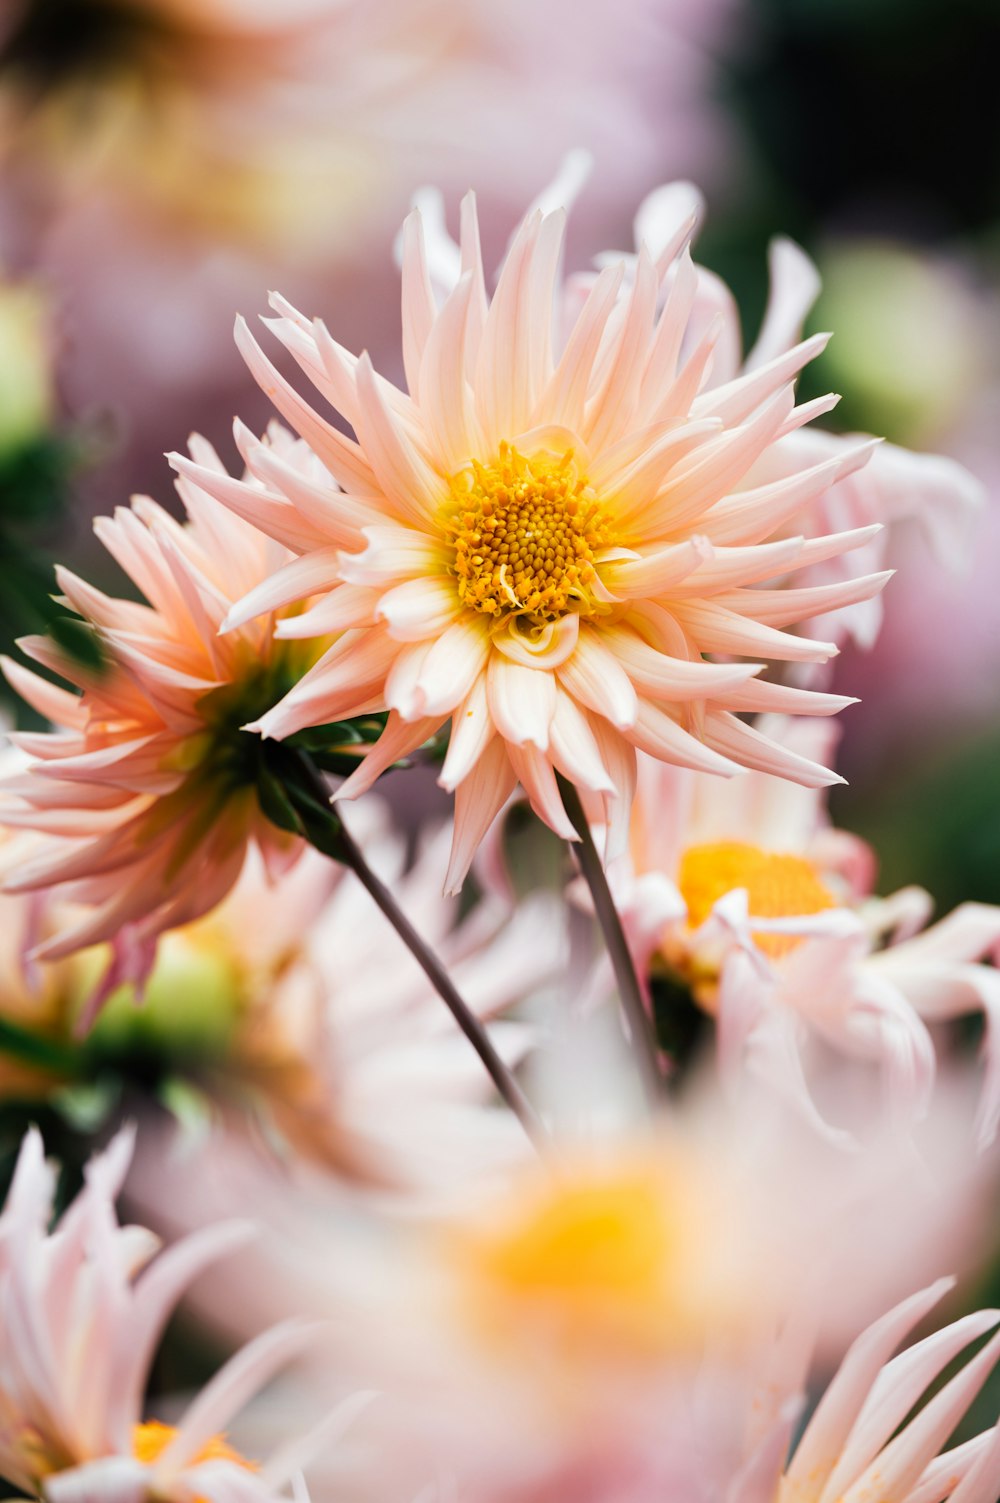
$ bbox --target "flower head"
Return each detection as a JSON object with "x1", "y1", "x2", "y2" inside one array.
[
  {"x1": 177, "y1": 184, "x2": 898, "y2": 891},
  {"x1": 0, "y1": 430, "x2": 326, "y2": 1006},
  {"x1": 617, "y1": 725, "x2": 1000, "y2": 1144},
  {"x1": 0, "y1": 1126, "x2": 313, "y2": 1502},
  {"x1": 157, "y1": 1058, "x2": 996, "y2": 1503}
]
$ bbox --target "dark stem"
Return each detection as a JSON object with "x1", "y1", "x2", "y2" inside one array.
[
  {"x1": 277, "y1": 750, "x2": 548, "y2": 1153},
  {"x1": 556, "y1": 775, "x2": 662, "y2": 1106}
]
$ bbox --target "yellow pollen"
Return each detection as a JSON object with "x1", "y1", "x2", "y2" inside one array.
[
  {"x1": 678, "y1": 840, "x2": 836, "y2": 958},
  {"x1": 132, "y1": 1422, "x2": 255, "y2": 1497},
  {"x1": 445, "y1": 443, "x2": 613, "y2": 627}
]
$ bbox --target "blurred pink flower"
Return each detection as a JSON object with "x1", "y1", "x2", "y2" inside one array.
[
  {"x1": 0, "y1": 0, "x2": 737, "y2": 501},
  {"x1": 0, "y1": 428, "x2": 326, "y2": 1005},
  {"x1": 613, "y1": 723, "x2": 1000, "y2": 1144},
  {"x1": 0, "y1": 1126, "x2": 315, "y2": 1502},
  {"x1": 178, "y1": 183, "x2": 895, "y2": 892},
  {"x1": 131, "y1": 1061, "x2": 996, "y2": 1503}
]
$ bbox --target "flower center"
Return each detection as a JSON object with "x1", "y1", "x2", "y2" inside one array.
[
  {"x1": 446, "y1": 443, "x2": 612, "y2": 628},
  {"x1": 457, "y1": 1169, "x2": 685, "y2": 1354},
  {"x1": 133, "y1": 1421, "x2": 254, "y2": 1495},
  {"x1": 453, "y1": 1160, "x2": 755, "y2": 1358},
  {"x1": 678, "y1": 840, "x2": 836, "y2": 958}
]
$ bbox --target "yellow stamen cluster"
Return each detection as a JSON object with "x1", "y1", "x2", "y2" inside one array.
[
  {"x1": 446, "y1": 443, "x2": 612, "y2": 627},
  {"x1": 456, "y1": 1169, "x2": 686, "y2": 1355},
  {"x1": 133, "y1": 1421, "x2": 255, "y2": 1500},
  {"x1": 453, "y1": 1160, "x2": 753, "y2": 1358},
  {"x1": 678, "y1": 840, "x2": 836, "y2": 959}
]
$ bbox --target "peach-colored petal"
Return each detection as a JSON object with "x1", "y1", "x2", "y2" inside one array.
[
  {"x1": 333, "y1": 712, "x2": 443, "y2": 802},
  {"x1": 445, "y1": 737, "x2": 518, "y2": 895},
  {"x1": 486, "y1": 658, "x2": 557, "y2": 751}
]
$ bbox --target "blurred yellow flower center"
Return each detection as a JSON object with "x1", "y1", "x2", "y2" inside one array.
[
  {"x1": 447, "y1": 443, "x2": 612, "y2": 626},
  {"x1": 679, "y1": 840, "x2": 836, "y2": 958},
  {"x1": 459, "y1": 1169, "x2": 703, "y2": 1354},
  {"x1": 132, "y1": 1422, "x2": 254, "y2": 1493}
]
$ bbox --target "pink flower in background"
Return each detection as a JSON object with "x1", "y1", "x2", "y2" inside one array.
[
  {"x1": 179, "y1": 183, "x2": 894, "y2": 892},
  {"x1": 0, "y1": 428, "x2": 327, "y2": 1005},
  {"x1": 129, "y1": 1044, "x2": 996, "y2": 1503},
  {"x1": 0, "y1": 0, "x2": 738, "y2": 504},
  {"x1": 0, "y1": 1127, "x2": 316, "y2": 1502},
  {"x1": 614, "y1": 722, "x2": 1000, "y2": 1143}
]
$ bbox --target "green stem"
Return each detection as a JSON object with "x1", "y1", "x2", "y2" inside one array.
[
  {"x1": 277, "y1": 751, "x2": 548, "y2": 1153},
  {"x1": 556, "y1": 775, "x2": 662, "y2": 1105}
]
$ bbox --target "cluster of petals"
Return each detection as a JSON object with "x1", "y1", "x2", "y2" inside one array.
[
  {"x1": 741, "y1": 1277, "x2": 1000, "y2": 1503},
  {"x1": 616, "y1": 721, "x2": 1000, "y2": 1144},
  {"x1": 605, "y1": 214, "x2": 984, "y2": 658},
  {"x1": 0, "y1": 431, "x2": 321, "y2": 1000},
  {"x1": 0, "y1": 1127, "x2": 315, "y2": 1502},
  {"x1": 173, "y1": 180, "x2": 928, "y2": 892}
]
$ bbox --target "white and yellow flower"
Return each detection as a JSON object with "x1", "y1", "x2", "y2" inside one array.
[
  {"x1": 174, "y1": 181, "x2": 910, "y2": 891},
  {"x1": 617, "y1": 723, "x2": 1000, "y2": 1144}
]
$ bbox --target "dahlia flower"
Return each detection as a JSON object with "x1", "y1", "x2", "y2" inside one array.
[
  {"x1": 142, "y1": 1059, "x2": 996, "y2": 1503},
  {"x1": 180, "y1": 184, "x2": 899, "y2": 890},
  {"x1": 0, "y1": 429, "x2": 325, "y2": 1003},
  {"x1": 615, "y1": 723, "x2": 1000, "y2": 1144},
  {"x1": 0, "y1": 1126, "x2": 317, "y2": 1502}
]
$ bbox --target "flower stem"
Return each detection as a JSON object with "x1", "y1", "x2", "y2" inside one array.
[
  {"x1": 275, "y1": 750, "x2": 548, "y2": 1152},
  {"x1": 556, "y1": 775, "x2": 662, "y2": 1105}
]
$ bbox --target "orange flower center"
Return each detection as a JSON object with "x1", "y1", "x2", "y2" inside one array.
[
  {"x1": 132, "y1": 1421, "x2": 254, "y2": 1498},
  {"x1": 678, "y1": 840, "x2": 836, "y2": 958},
  {"x1": 447, "y1": 443, "x2": 612, "y2": 627}
]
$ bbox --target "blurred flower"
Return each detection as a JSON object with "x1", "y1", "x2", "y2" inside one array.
[
  {"x1": 0, "y1": 1125, "x2": 314, "y2": 1502},
  {"x1": 614, "y1": 723, "x2": 1000, "y2": 1144},
  {"x1": 0, "y1": 0, "x2": 737, "y2": 504},
  {"x1": 138, "y1": 1049, "x2": 995, "y2": 1503},
  {"x1": 178, "y1": 181, "x2": 898, "y2": 894},
  {"x1": 0, "y1": 428, "x2": 327, "y2": 1009}
]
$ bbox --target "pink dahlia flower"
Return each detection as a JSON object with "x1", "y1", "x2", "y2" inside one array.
[
  {"x1": 0, "y1": 428, "x2": 324, "y2": 1003},
  {"x1": 614, "y1": 723, "x2": 1000, "y2": 1145},
  {"x1": 140, "y1": 1080, "x2": 997, "y2": 1503},
  {"x1": 0, "y1": 1126, "x2": 317, "y2": 1502},
  {"x1": 177, "y1": 185, "x2": 897, "y2": 891}
]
